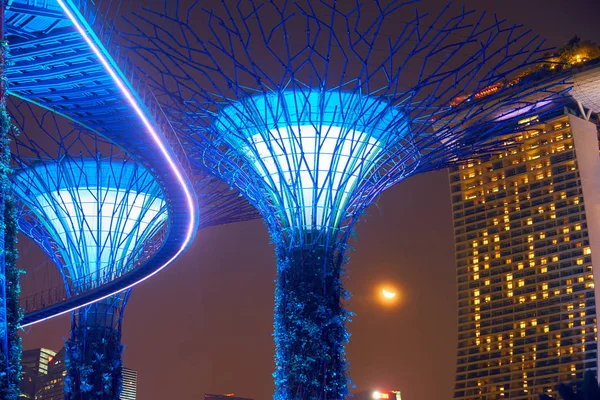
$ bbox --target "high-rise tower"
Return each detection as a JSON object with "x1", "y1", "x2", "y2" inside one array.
[
  {"x1": 19, "y1": 348, "x2": 56, "y2": 399},
  {"x1": 121, "y1": 368, "x2": 137, "y2": 400},
  {"x1": 450, "y1": 98, "x2": 600, "y2": 399}
]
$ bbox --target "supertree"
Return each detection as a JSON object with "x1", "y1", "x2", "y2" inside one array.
[
  {"x1": 8, "y1": 94, "x2": 257, "y2": 398},
  {"x1": 125, "y1": 1, "x2": 572, "y2": 398},
  {"x1": 8, "y1": 104, "x2": 166, "y2": 399}
]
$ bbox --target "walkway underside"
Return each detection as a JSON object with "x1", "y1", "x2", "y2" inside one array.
[{"x1": 6, "y1": 0, "x2": 197, "y2": 326}]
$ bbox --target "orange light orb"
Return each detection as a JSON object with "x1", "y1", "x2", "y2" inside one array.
[{"x1": 375, "y1": 283, "x2": 401, "y2": 308}]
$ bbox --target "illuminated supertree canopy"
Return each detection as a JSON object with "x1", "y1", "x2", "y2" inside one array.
[
  {"x1": 126, "y1": 0, "x2": 572, "y2": 398},
  {"x1": 13, "y1": 160, "x2": 166, "y2": 293}
]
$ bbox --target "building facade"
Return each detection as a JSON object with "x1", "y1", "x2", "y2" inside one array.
[
  {"x1": 34, "y1": 348, "x2": 65, "y2": 400},
  {"x1": 19, "y1": 348, "x2": 57, "y2": 399},
  {"x1": 121, "y1": 368, "x2": 138, "y2": 400},
  {"x1": 450, "y1": 108, "x2": 600, "y2": 399},
  {"x1": 29, "y1": 347, "x2": 136, "y2": 400}
]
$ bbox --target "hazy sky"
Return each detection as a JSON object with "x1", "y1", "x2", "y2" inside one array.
[{"x1": 18, "y1": 1, "x2": 600, "y2": 399}]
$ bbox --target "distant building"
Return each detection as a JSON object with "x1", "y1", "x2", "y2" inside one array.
[
  {"x1": 354, "y1": 390, "x2": 402, "y2": 400},
  {"x1": 19, "y1": 348, "x2": 56, "y2": 399},
  {"x1": 23, "y1": 347, "x2": 136, "y2": 400},
  {"x1": 204, "y1": 394, "x2": 254, "y2": 400},
  {"x1": 35, "y1": 348, "x2": 66, "y2": 400},
  {"x1": 121, "y1": 368, "x2": 138, "y2": 400}
]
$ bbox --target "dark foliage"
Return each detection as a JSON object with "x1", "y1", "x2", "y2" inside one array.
[
  {"x1": 540, "y1": 371, "x2": 600, "y2": 400},
  {"x1": 64, "y1": 325, "x2": 124, "y2": 399},
  {"x1": 0, "y1": 39, "x2": 22, "y2": 400},
  {"x1": 273, "y1": 237, "x2": 352, "y2": 400}
]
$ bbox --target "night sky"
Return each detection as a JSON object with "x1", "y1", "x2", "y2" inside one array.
[{"x1": 17, "y1": 1, "x2": 600, "y2": 400}]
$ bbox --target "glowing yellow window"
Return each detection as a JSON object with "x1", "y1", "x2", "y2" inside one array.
[
  {"x1": 542, "y1": 283, "x2": 548, "y2": 290},
  {"x1": 506, "y1": 273, "x2": 513, "y2": 281},
  {"x1": 552, "y1": 256, "x2": 559, "y2": 262},
  {"x1": 518, "y1": 280, "x2": 525, "y2": 287},
  {"x1": 474, "y1": 290, "x2": 480, "y2": 296}
]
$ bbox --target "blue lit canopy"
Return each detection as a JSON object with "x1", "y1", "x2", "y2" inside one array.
[
  {"x1": 126, "y1": 1, "x2": 573, "y2": 397},
  {"x1": 12, "y1": 159, "x2": 167, "y2": 294},
  {"x1": 215, "y1": 89, "x2": 410, "y2": 229},
  {"x1": 128, "y1": 0, "x2": 570, "y2": 238}
]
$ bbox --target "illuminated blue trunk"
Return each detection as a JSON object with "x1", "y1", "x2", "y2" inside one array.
[
  {"x1": 64, "y1": 293, "x2": 128, "y2": 400},
  {"x1": 273, "y1": 237, "x2": 350, "y2": 400}
]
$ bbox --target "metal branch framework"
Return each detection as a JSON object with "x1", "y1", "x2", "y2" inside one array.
[
  {"x1": 6, "y1": 94, "x2": 258, "y2": 397},
  {"x1": 2, "y1": 0, "x2": 255, "y2": 327},
  {"x1": 7, "y1": 97, "x2": 257, "y2": 323},
  {"x1": 8, "y1": 98, "x2": 168, "y2": 397},
  {"x1": 124, "y1": 1, "x2": 573, "y2": 398}
]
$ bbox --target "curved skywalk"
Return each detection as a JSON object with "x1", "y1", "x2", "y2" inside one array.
[{"x1": 6, "y1": 0, "x2": 198, "y2": 326}]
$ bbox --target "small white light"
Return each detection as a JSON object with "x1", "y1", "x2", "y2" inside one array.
[{"x1": 373, "y1": 391, "x2": 382, "y2": 399}]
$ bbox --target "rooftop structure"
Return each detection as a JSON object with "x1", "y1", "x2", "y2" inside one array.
[{"x1": 127, "y1": 1, "x2": 570, "y2": 397}]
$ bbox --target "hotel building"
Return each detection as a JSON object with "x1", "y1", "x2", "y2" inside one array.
[{"x1": 450, "y1": 102, "x2": 600, "y2": 399}]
